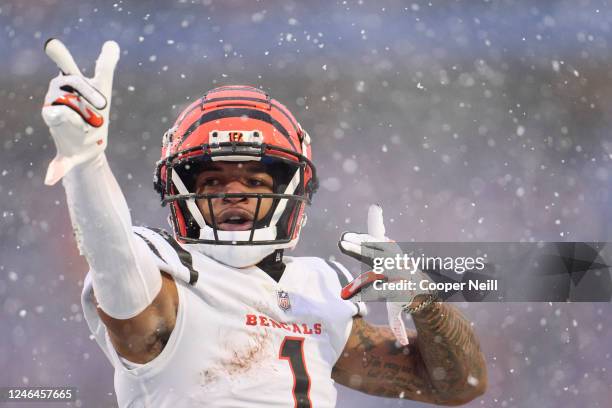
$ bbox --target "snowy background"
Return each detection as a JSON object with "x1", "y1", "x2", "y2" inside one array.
[{"x1": 1, "y1": 0, "x2": 612, "y2": 406}]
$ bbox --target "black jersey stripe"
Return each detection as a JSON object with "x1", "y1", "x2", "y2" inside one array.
[
  {"x1": 326, "y1": 260, "x2": 350, "y2": 287},
  {"x1": 149, "y1": 228, "x2": 199, "y2": 285},
  {"x1": 134, "y1": 231, "x2": 168, "y2": 265}
]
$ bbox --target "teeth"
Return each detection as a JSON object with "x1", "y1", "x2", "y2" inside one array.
[{"x1": 223, "y1": 215, "x2": 249, "y2": 224}]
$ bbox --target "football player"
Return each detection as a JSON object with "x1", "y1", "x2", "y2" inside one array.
[{"x1": 42, "y1": 39, "x2": 487, "y2": 407}]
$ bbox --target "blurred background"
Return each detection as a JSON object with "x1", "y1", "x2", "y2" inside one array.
[{"x1": 1, "y1": 0, "x2": 611, "y2": 406}]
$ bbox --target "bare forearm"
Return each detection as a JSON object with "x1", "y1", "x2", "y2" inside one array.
[
  {"x1": 411, "y1": 302, "x2": 487, "y2": 403},
  {"x1": 333, "y1": 319, "x2": 440, "y2": 402},
  {"x1": 333, "y1": 305, "x2": 487, "y2": 405}
]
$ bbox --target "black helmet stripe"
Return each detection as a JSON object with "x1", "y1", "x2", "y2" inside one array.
[
  {"x1": 200, "y1": 97, "x2": 302, "y2": 136},
  {"x1": 174, "y1": 97, "x2": 302, "y2": 147},
  {"x1": 177, "y1": 107, "x2": 297, "y2": 151}
]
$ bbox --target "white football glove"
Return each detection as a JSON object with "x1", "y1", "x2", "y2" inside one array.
[
  {"x1": 339, "y1": 205, "x2": 434, "y2": 346},
  {"x1": 42, "y1": 38, "x2": 120, "y2": 185}
]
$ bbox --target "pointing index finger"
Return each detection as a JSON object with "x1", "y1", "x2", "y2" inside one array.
[{"x1": 44, "y1": 38, "x2": 81, "y2": 76}]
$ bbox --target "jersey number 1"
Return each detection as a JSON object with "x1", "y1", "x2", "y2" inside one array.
[{"x1": 279, "y1": 337, "x2": 311, "y2": 408}]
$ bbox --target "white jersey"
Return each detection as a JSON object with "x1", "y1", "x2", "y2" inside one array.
[{"x1": 81, "y1": 227, "x2": 364, "y2": 408}]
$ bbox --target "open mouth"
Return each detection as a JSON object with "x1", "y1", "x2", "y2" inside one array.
[{"x1": 216, "y1": 208, "x2": 255, "y2": 231}]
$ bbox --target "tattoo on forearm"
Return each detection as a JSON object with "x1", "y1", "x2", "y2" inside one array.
[
  {"x1": 333, "y1": 303, "x2": 486, "y2": 404},
  {"x1": 411, "y1": 302, "x2": 486, "y2": 399}
]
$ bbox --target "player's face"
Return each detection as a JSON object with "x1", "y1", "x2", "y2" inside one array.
[{"x1": 194, "y1": 162, "x2": 274, "y2": 231}]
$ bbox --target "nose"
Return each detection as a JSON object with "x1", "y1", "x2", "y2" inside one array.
[{"x1": 222, "y1": 180, "x2": 248, "y2": 203}]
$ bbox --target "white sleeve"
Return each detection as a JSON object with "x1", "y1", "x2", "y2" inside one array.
[{"x1": 63, "y1": 154, "x2": 162, "y2": 319}]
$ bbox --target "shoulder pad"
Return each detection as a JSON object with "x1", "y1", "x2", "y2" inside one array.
[{"x1": 132, "y1": 226, "x2": 199, "y2": 285}]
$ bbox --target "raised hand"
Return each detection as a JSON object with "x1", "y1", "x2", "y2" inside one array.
[
  {"x1": 42, "y1": 38, "x2": 120, "y2": 185},
  {"x1": 339, "y1": 205, "x2": 390, "y2": 299},
  {"x1": 339, "y1": 205, "x2": 434, "y2": 345}
]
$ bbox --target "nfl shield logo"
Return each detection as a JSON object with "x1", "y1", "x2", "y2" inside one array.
[{"x1": 277, "y1": 290, "x2": 291, "y2": 311}]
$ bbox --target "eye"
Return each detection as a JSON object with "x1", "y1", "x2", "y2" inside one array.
[
  {"x1": 199, "y1": 178, "x2": 220, "y2": 189},
  {"x1": 247, "y1": 178, "x2": 264, "y2": 187}
]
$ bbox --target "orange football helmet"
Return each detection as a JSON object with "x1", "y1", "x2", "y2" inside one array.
[{"x1": 154, "y1": 85, "x2": 318, "y2": 267}]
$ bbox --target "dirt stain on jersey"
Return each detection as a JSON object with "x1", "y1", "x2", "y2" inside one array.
[
  {"x1": 200, "y1": 369, "x2": 219, "y2": 385},
  {"x1": 225, "y1": 329, "x2": 271, "y2": 374},
  {"x1": 199, "y1": 328, "x2": 273, "y2": 388}
]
